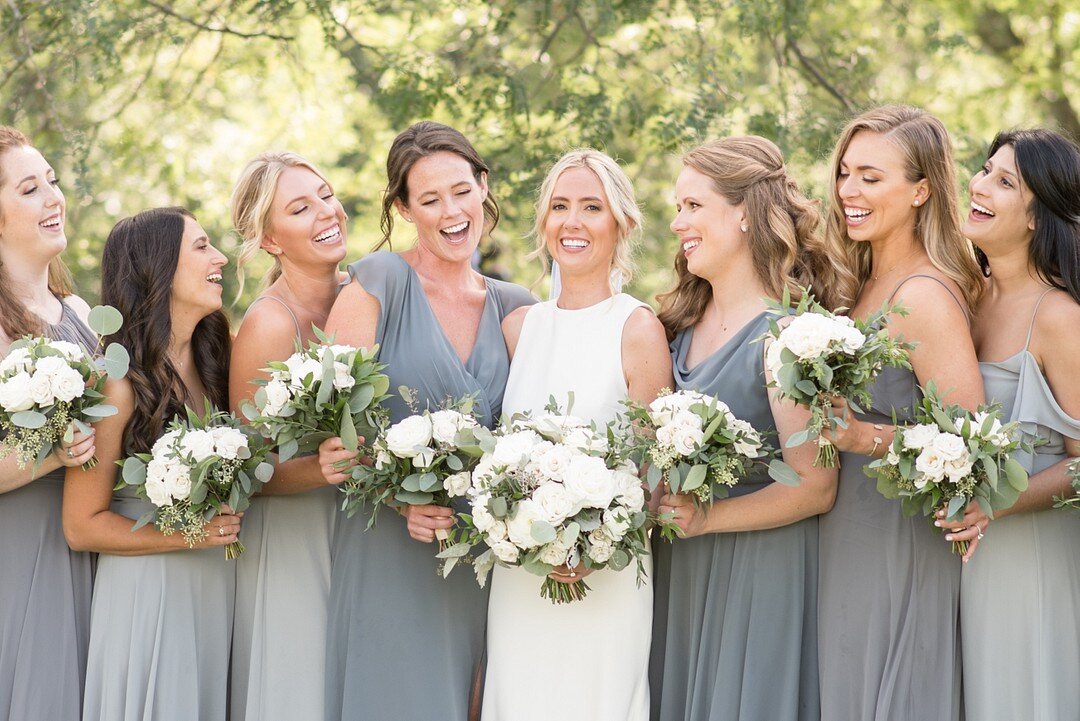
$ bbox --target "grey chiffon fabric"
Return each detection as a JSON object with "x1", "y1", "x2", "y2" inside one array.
[
  {"x1": 0, "y1": 301, "x2": 96, "y2": 721},
  {"x1": 818, "y1": 276, "x2": 966, "y2": 721},
  {"x1": 325, "y1": 252, "x2": 533, "y2": 721},
  {"x1": 650, "y1": 313, "x2": 820, "y2": 721},
  {"x1": 961, "y1": 291, "x2": 1080, "y2": 721}
]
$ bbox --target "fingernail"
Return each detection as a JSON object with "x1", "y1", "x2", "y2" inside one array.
[
  {"x1": 933, "y1": 521, "x2": 941, "y2": 527},
  {"x1": 945, "y1": 535, "x2": 953, "y2": 541}
]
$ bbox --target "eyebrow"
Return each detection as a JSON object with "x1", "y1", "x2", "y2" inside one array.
[
  {"x1": 987, "y1": 161, "x2": 1019, "y2": 180},
  {"x1": 418, "y1": 181, "x2": 471, "y2": 198},
  {"x1": 551, "y1": 195, "x2": 604, "y2": 203},
  {"x1": 191, "y1": 235, "x2": 209, "y2": 245},
  {"x1": 285, "y1": 184, "x2": 331, "y2": 207}
]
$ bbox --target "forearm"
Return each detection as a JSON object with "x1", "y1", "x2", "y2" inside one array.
[
  {"x1": 997, "y1": 456, "x2": 1076, "y2": 519},
  {"x1": 0, "y1": 453, "x2": 64, "y2": 493},
  {"x1": 702, "y1": 481, "x2": 836, "y2": 534},
  {"x1": 256, "y1": 454, "x2": 331, "y2": 496},
  {"x1": 64, "y1": 509, "x2": 189, "y2": 555}
]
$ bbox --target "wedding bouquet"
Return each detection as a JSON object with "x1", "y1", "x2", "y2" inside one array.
[
  {"x1": 762, "y1": 288, "x2": 913, "y2": 467},
  {"x1": 0, "y1": 305, "x2": 129, "y2": 470},
  {"x1": 118, "y1": 406, "x2": 275, "y2": 558},
  {"x1": 341, "y1": 390, "x2": 485, "y2": 532},
  {"x1": 1054, "y1": 458, "x2": 1080, "y2": 510},
  {"x1": 866, "y1": 384, "x2": 1029, "y2": 554},
  {"x1": 626, "y1": 389, "x2": 798, "y2": 539},
  {"x1": 242, "y1": 329, "x2": 389, "y2": 459},
  {"x1": 439, "y1": 405, "x2": 650, "y2": 604}
]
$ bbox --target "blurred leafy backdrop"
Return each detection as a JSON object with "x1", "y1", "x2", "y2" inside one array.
[{"x1": 3, "y1": 0, "x2": 1077, "y2": 314}]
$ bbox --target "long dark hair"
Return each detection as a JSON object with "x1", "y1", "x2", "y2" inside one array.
[
  {"x1": 977, "y1": 129, "x2": 1080, "y2": 303},
  {"x1": 100, "y1": 207, "x2": 231, "y2": 454},
  {"x1": 376, "y1": 120, "x2": 499, "y2": 250}
]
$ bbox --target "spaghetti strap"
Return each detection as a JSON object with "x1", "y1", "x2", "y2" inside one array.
[
  {"x1": 1023, "y1": 288, "x2": 1056, "y2": 351},
  {"x1": 887, "y1": 273, "x2": 969, "y2": 321},
  {"x1": 247, "y1": 295, "x2": 302, "y2": 339}
]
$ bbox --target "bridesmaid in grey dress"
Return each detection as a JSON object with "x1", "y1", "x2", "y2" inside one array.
[
  {"x1": 650, "y1": 137, "x2": 842, "y2": 721},
  {"x1": 63, "y1": 208, "x2": 242, "y2": 721},
  {"x1": 229, "y1": 152, "x2": 349, "y2": 721},
  {"x1": 815, "y1": 106, "x2": 985, "y2": 721},
  {"x1": 0, "y1": 127, "x2": 98, "y2": 721},
  {"x1": 317, "y1": 122, "x2": 533, "y2": 721},
  {"x1": 938, "y1": 129, "x2": 1080, "y2": 721}
]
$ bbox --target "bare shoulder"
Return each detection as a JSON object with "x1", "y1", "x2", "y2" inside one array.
[
  {"x1": 236, "y1": 297, "x2": 299, "y2": 346},
  {"x1": 64, "y1": 294, "x2": 94, "y2": 325},
  {"x1": 1035, "y1": 289, "x2": 1080, "y2": 356},
  {"x1": 501, "y1": 304, "x2": 532, "y2": 336},
  {"x1": 103, "y1": 376, "x2": 137, "y2": 417},
  {"x1": 889, "y1": 273, "x2": 970, "y2": 334},
  {"x1": 623, "y1": 306, "x2": 668, "y2": 352}
]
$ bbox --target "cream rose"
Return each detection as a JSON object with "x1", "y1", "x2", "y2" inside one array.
[
  {"x1": 443, "y1": 471, "x2": 472, "y2": 498},
  {"x1": 0, "y1": 373, "x2": 35, "y2": 412},
  {"x1": 28, "y1": 371, "x2": 55, "y2": 406},
  {"x1": 506, "y1": 499, "x2": 545, "y2": 549},
  {"x1": 50, "y1": 366, "x2": 85, "y2": 403},
  {"x1": 531, "y1": 481, "x2": 578, "y2": 526},
  {"x1": 263, "y1": 379, "x2": 291, "y2": 416},
  {"x1": 930, "y1": 432, "x2": 967, "y2": 462},
  {"x1": 180, "y1": 429, "x2": 216, "y2": 462},
  {"x1": 332, "y1": 361, "x2": 355, "y2": 391},
  {"x1": 211, "y1": 427, "x2": 248, "y2": 460},
  {"x1": 902, "y1": 423, "x2": 940, "y2": 451},
  {"x1": 385, "y1": 414, "x2": 434, "y2": 458},
  {"x1": 562, "y1": 455, "x2": 617, "y2": 510}
]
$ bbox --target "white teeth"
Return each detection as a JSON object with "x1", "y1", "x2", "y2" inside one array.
[
  {"x1": 314, "y1": 226, "x2": 340, "y2": 242},
  {"x1": 442, "y1": 221, "x2": 468, "y2": 234},
  {"x1": 560, "y1": 238, "x2": 589, "y2": 248},
  {"x1": 971, "y1": 201, "x2": 995, "y2": 217},
  {"x1": 40, "y1": 217, "x2": 61, "y2": 228},
  {"x1": 844, "y1": 208, "x2": 871, "y2": 218},
  {"x1": 206, "y1": 273, "x2": 222, "y2": 283},
  {"x1": 682, "y1": 239, "x2": 701, "y2": 252}
]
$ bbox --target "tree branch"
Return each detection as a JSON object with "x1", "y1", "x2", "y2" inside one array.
[
  {"x1": 784, "y1": 37, "x2": 856, "y2": 114},
  {"x1": 142, "y1": 0, "x2": 294, "y2": 41}
]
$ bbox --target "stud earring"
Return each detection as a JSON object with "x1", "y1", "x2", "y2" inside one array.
[
  {"x1": 740, "y1": 224, "x2": 749, "y2": 232},
  {"x1": 913, "y1": 200, "x2": 921, "y2": 207}
]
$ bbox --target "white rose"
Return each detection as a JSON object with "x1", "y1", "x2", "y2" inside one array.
[
  {"x1": 562, "y1": 455, "x2": 618, "y2": 509},
  {"x1": 614, "y1": 470, "x2": 646, "y2": 511},
  {"x1": 152, "y1": 429, "x2": 182, "y2": 457},
  {"x1": 146, "y1": 457, "x2": 170, "y2": 485},
  {"x1": 429, "y1": 410, "x2": 477, "y2": 446},
  {"x1": 945, "y1": 455, "x2": 974, "y2": 483},
  {"x1": 332, "y1": 361, "x2": 355, "y2": 391},
  {"x1": 328, "y1": 344, "x2": 357, "y2": 357},
  {"x1": 0, "y1": 347, "x2": 32, "y2": 375},
  {"x1": 50, "y1": 365, "x2": 85, "y2": 403},
  {"x1": 163, "y1": 461, "x2": 193, "y2": 501},
  {"x1": 902, "y1": 424, "x2": 940, "y2": 451},
  {"x1": 489, "y1": 540, "x2": 520, "y2": 564},
  {"x1": 283, "y1": 355, "x2": 323, "y2": 390},
  {"x1": 144, "y1": 476, "x2": 172, "y2": 507},
  {"x1": 443, "y1": 471, "x2": 471, "y2": 498},
  {"x1": 538, "y1": 541, "x2": 571, "y2": 566},
  {"x1": 491, "y1": 430, "x2": 543, "y2": 468},
  {"x1": 565, "y1": 427, "x2": 609, "y2": 454},
  {"x1": 914, "y1": 447, "x2": 947, "y2": 488},
  {"x1": 778, "y1": 314, "x2": 833, "y2": 359},
  {"x1": 485, "y1": 519, "x2": 508, "y2": 544},
  {"x1": 655, "y1": 423, "x2": 677, "y2": 450},
  {"x1": 670, "y1": 409, "x2": 704, "y2": 432},
  {"x1": 930, "y1": 432, "x2": 967, "y2": 462},
  {"x1": 28, "y1": 370, "x2": 55, "y2": 406},
  {"x1": 180, "y1": 429, "x2": 217, "y2": 462},
  {"x1": 263, "y1": 379, "x2": 291, "y2": 416},
  {"x1": 34, "y1": 355, "x2": 69, "y2": 380},
  {"x1": 836, "y1": 326, "x2": 867, "y2": 354},
  {"x1": 672, "y1": 426, "x2": 704, "y2": 457},
  {"x1": 48, "y1": 340, "x2": 85, "y2": 362},
  {"x1": 972, "y1": 412, "x2": 1008, "y2": 446},
  {"x1": 528, "y1": 412, "x2": 589, "y2": 439},
  {"x1": 470, "y1": 498, "x2": 496, "y2": 532},
  {"x1": 385, "y1": 415, "x2": 434, "y2": 458},
  {"x1": 505, "y1": 499, "x2": 544, "y2": 549},
  {"x1": 587, "y1": 529, "x2": 615, "y2": 563},
  {"x1": 729, "y1": 418, "x2": 762, "y2": 457},
  {"x1": 0, "y1": 372, "x2": 35, "y2": 412},
  {"x1": 531, "y1": 481, "x2": 578, "y2": 525},
  {"x1": 412, "y1": 448, "x2": 436, "y2": 469},
  {"x1": 603, "y1": 507, "x2": 633, "y2": 540},
  {"x1": 211, "y1": 427, "x2": 248, "y2": 460},
  {"x1": 765, "y1": 339, "x2": 786, "y2": 377}
]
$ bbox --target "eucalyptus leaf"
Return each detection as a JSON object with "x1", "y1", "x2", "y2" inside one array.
[
  {"x1": 11, "y1": 410, "x2": 47, "y2": 428},
  {"x1": 88, "y1": 305, "x2": 123, "y2": 335},
  {"x1": 104, "y1": 343, "x2": 130, "y2": 379},
  {"x1": 768, "y1": 459, "x2": 801, "y2": 486}
]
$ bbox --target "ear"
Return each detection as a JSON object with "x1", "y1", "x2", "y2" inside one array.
[
  {"x1": 393, "y1": 197, "x2": 413, "y2": 223},
  {"x1": 477, "y1": 171, "x2": 489, "y2": 202},
  {"x1": 912, "y1": 179, "x2": 930, "y2": 207},
  {"x1": 736, "y1": 206, "x2": 749, "y2": 233},
  {"x1": 260, "y1": 235, "x2": 283, "y2": 256},
  {"x1": 1028, "y1": 216, "x2": 1036, "y2": 232}
]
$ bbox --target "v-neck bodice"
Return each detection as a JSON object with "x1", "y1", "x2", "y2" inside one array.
[{"x1": 347, "y1": 251, "x2": 535, "y2": 426}]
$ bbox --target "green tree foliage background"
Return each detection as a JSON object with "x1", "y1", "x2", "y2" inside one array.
[{"x1": 3, "y1": 0, "x2": 1077, "y2": 314}]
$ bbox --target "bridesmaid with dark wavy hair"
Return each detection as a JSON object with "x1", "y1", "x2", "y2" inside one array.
[
  {"x1": 0, "y1": 126, "x2": 97, "y2": 721},
  {"x1": 938, "y1": 128, "x2": 1080, "y2": 721},
  {"x1": 63, "y1": 207, "x2": 241, "y2": 721}
]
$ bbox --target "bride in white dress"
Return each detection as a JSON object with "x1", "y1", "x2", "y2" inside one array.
[{"x1": 482, "y1": 149, "x2": 672, "y2": 721}]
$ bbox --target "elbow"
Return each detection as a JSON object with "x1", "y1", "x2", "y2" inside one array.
[
  {"x1": 814, "y1": 481, "x2": 838, "y2": 516},
  {"x1": 62, "y1": 517, "x2": 97, "y2": 553}
]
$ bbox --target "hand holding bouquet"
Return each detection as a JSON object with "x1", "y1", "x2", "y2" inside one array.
[
  {"x1": 626, "y1": 389, "x2": 798, "y2": 539},
  {"x1": 118, "y1": 405, "x2": 275, "y2": 559},
  {"x1": 342, "y1": 390, "x2": 485, "y2": 532},
  {"x1": 242, "y1": 329, "x2": 389, "y2": 460},
  {"x1": 866, "y1": 383, "x2": 1029, "y2": 554},
  {"x1": 0, "y1": 306, "x2": 129, "y2": 471},
  {"x1": 440, "y1": 405, "x2": 650, "y2": 604},
  {"x1": 762, "y1": 288, "x2": 913, "y2": 467},
  {"x1": 1053, "y1": 458, "x2": 1080, "y2": 510}
]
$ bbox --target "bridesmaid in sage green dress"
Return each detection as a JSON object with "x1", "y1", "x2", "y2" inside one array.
[
  {"x1": 815, "y1": 106, "x2": 985, "y2": 721},
  {"x1": 64, "y1": 208, "x2": 242, "y2": 721},
  {"x1": 0, "y1": 127, "x2": 98, "y2": 721},
  {"x1": 318, "y1": 122, "x2": 533, "y2": 721},
  {"x1": 229, "y1": 152, "x2": 349, "y2": 721},
  {"x1": 649, "y1": 136, "x2": 842, "y2": 721},
  {"x1": 938, "y1": 129, "x2": 1080, "y2": 721}
]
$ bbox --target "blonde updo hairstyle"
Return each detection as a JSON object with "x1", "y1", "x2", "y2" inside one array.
[
  {"x1": 657, "y1": 135, "x2": 856, "y2": 339},
  {"x1": 230, "y1": 151, "x2": 333, "y2": 300},
  {"x1": 530, "y1": 148, "x2": 642, "y2": 289},
  {"x1": 0, "y1": 126, "x2": 73, "y2": 339},
  {"x1": 825, "y1": 105, "x2": 983, "y2": 307}
]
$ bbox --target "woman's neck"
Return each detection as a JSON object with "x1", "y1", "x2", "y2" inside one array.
[
  {"x1": 406, "y1": 244, "x2": 482, "y2": 292},
  {"x1": 555, "y1": 268, "x2": 614, "y2": 310},
  {"x1": 867, "y1": 231, "x2": 925, "y2": 280},
  {"x1": 984, "y1": 241, "x2": 1047, "y2": 298},
  {"x1": 274, "y1": 260, "x2": 340, "y2": 317},
  {"x1": 4, "y1": 255, "x2": 56, "y2": 316},
  {"x1": 701, "y1": 251, "x2": 770, "y2": 318}
]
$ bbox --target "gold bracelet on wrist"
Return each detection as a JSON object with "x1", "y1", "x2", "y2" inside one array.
[{"x1": 869, "y1": 424, "x2": 884, "y2": 456}]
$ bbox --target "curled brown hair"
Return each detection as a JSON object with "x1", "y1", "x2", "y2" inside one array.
[
  {"x1": 825, "y1": 105, "x2": 983, "y2": 308},
  {"x1": 657, "y1": 136, "x2": 856, "y2": 339},
  {"x1": 100, "y1": 207, "x2": 231, "y2": 454},
  {"x1": 375, "y1": 121, "x2": 498, "y2": 250},
  {"x1": 0, "y1": 126, "x2": 74, "y2": 340}
]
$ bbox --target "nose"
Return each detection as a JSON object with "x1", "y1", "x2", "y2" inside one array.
[
  {"x1": 969, "y1": 171, "x2": 990, "y2": 198},
  {"x1": 212, "y1": 246, "x2": 228, "y2": 268},
  {"x1": 316, "y1": 196, "x2": 336, "y2": 218},
  {"x1": 45, "y1": 180, "x2": 64, "y2": 208},
  {"x1": 670, "y1": 209, "x2": 688, "y2": 234},
  {"x1": 837, "y1": 174, "x2": 858, "y2": 199}
]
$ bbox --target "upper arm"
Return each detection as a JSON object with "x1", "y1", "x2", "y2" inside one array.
[
  {"x1": 501, "y1": 306, "x2": 531, "y2": 361},
  {"x1": 890, "y1": 277, "x2": 984, "y2": 410},
  {"x1": 63, "y1": 378, "x2": 135, "y2": 534},
  {"x1": 230, "y1": 302, "x2": 303, "y2": 414},
  {"x1": 64, "y1": 294, "x2": 93, "y2": 327},
  {"x1": 621, "y1": 307, "x2": 673, "y2": 406},
  {"x1": 324, "y1": 279, "x2": 380, "y2": 350},
  {"x1": 1036, "y1": 295, "x2": 1080, "y2": 457}
]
